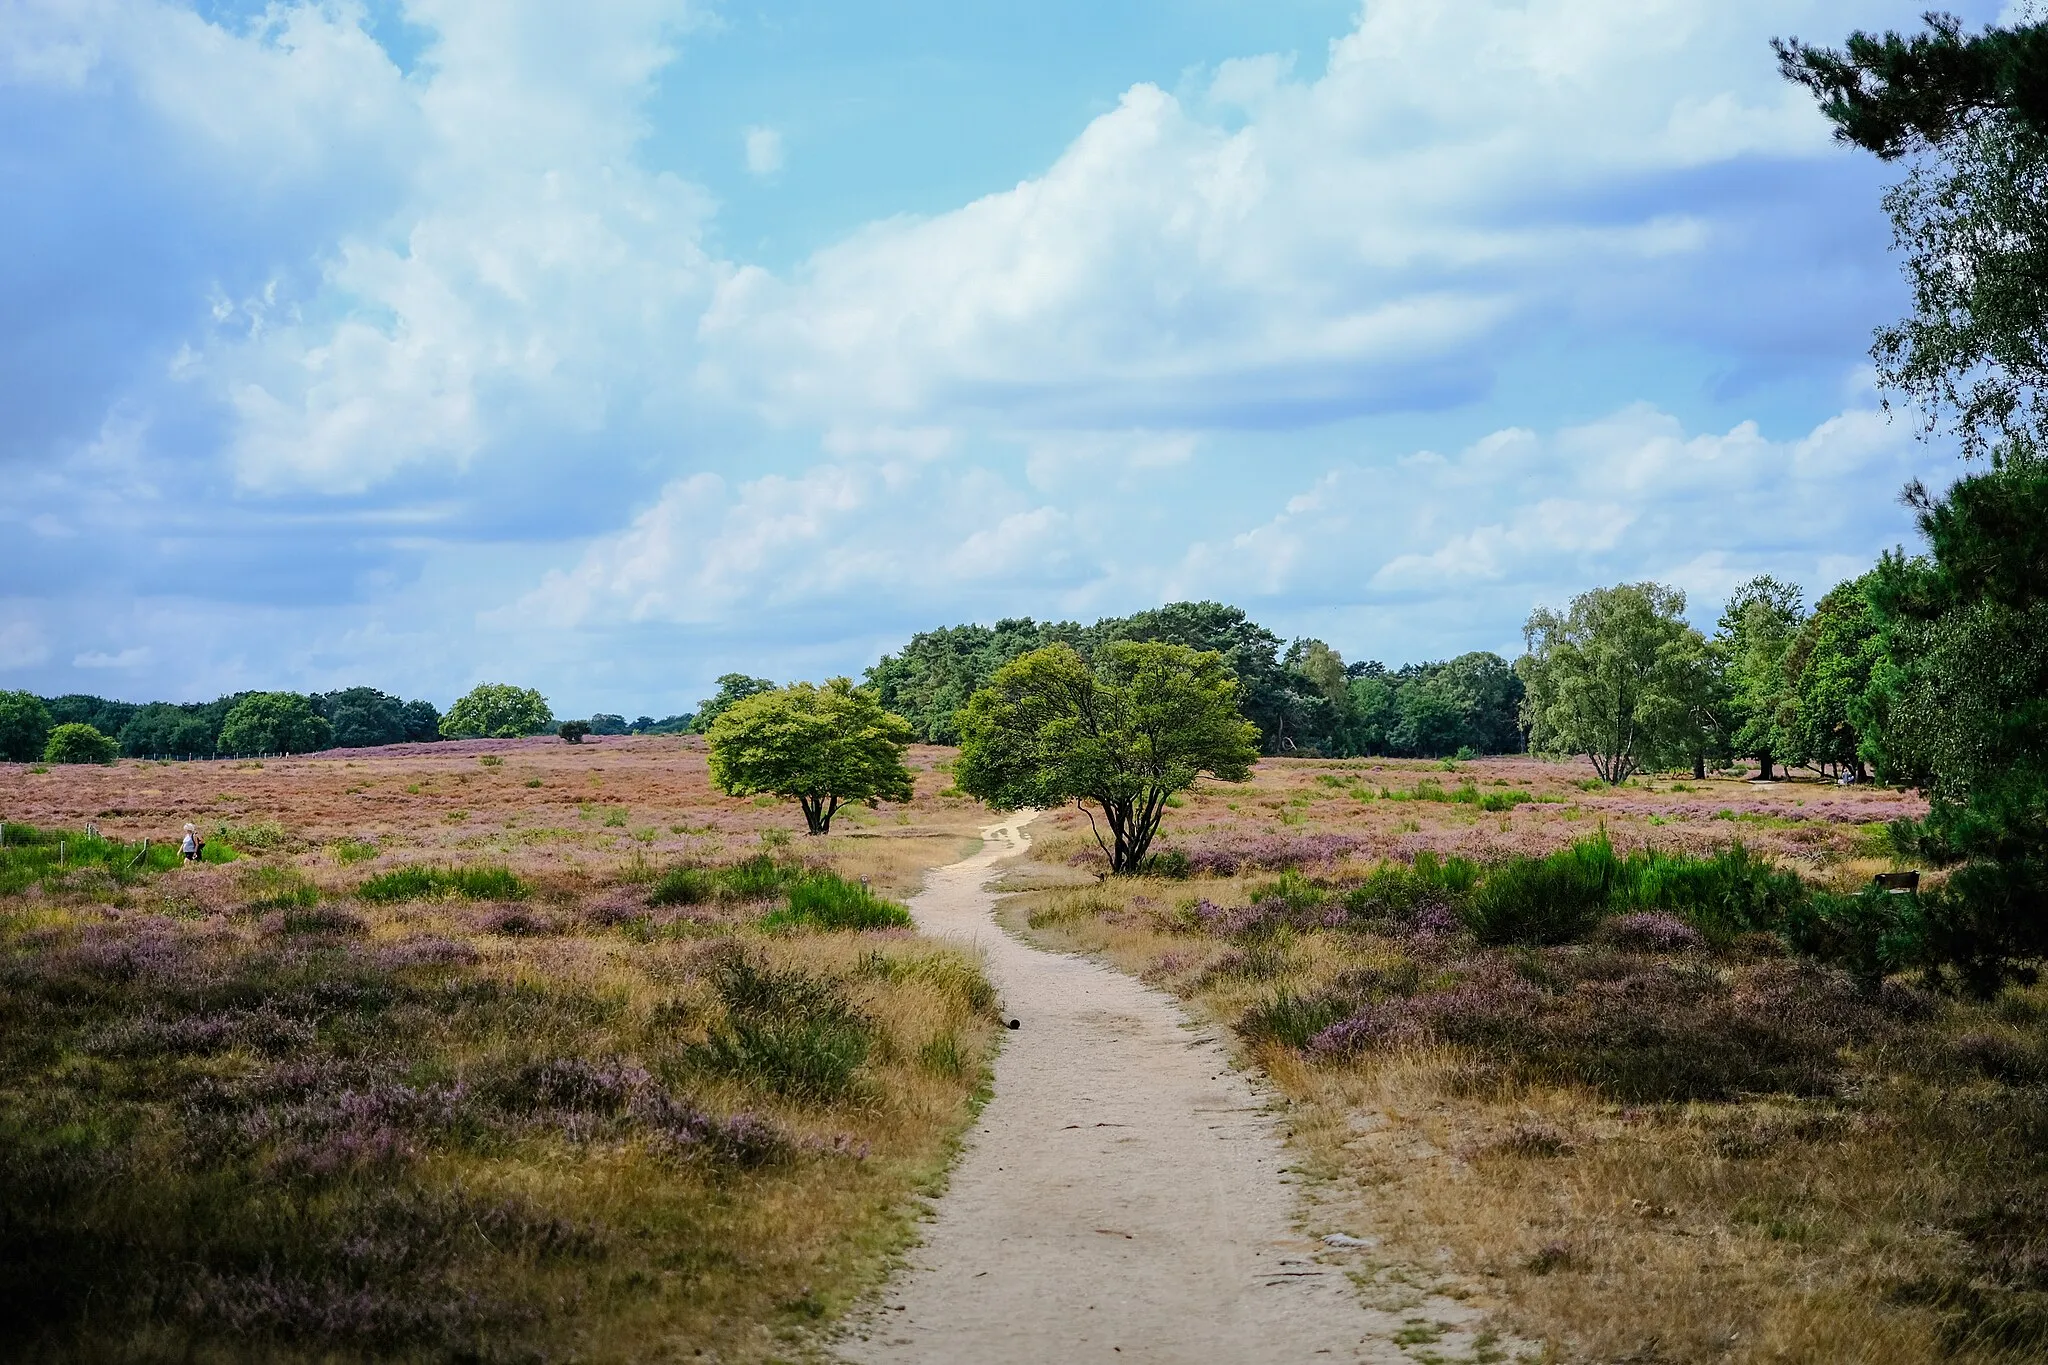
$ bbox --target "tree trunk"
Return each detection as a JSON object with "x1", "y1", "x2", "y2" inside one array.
[
  {"x1": 1757, "y1": 751, "x2": 1775, "y2": 780},
  {"x1": 1693, "y1": 752, "x2": 1707, "y2": 780}
]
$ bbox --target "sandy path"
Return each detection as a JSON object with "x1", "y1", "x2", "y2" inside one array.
[{"x1": 841, "y1": 813, "x2": 1445, "y2": 1365}]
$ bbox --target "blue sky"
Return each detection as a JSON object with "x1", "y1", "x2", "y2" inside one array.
[{"x1": 0, "y1": 0, "x2": 2007, "y2": 717}]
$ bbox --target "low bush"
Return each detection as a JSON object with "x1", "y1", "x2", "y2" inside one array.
[{"x1": 1466, "y1": 837, "x2": 1627, "y2": 944}]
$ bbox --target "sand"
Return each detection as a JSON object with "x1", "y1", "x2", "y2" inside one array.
[{"x1": 841, "y1": 812, "x2": 1483, "y2": 1364}]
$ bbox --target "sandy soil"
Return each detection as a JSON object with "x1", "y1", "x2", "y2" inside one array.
[{"x1": 841, "y1": 812, "x2": 1486, "y2": 1365}]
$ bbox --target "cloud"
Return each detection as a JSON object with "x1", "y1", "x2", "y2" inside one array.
[
  {"x1": 743, "y1": 126, "x2": 784, "y2": 177},
  {"x1": 514, "y1": 394, "x2": 1931, "y2": 669},
  {"x1": 0, "y1": 615, "x2": 50, "y2": 671},
  {"x1": 696, "y1": 0, "x2": 1903, "y2": 430}
]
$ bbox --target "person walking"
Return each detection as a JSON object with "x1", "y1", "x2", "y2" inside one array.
[{"x1": 180, "y1": 823, "x2": 203, "y2": 863}]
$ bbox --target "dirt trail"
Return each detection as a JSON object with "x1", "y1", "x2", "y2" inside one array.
[{"x1": 842, "y1": 812, "x2": 1475, "y2": 1364}]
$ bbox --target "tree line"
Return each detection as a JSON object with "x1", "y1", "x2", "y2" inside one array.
[
  {"x1": 0, "y1": 683, "x2": 697, "y2": 764},
  {"x1": 862, "y1": 603, "x2": 1526, "y2": 760}
]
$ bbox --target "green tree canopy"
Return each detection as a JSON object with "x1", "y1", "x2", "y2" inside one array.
[
  {"x1": 0, "y1": 691, "x2": 53, "y2": 763},
  {"x1": 1518, "y1": 583, "x2": 1710, "y2": 785},
  {"x1": 689, "y1": 674, "x2": 776, "y2": 735},
  {"x1": 43, "y1": 723, "x2": 118, "y2": 765},
  {"x1": 217, "y1": 692, "x2": 333, "y2": 757},
  {"x1": 1717, "y1": 575, "x2": 1806, "y2": 779},
  {"x1": 1784, "y1": 572, "x2": 1885, "y2": 778},
  {"x1": 954, "y1": 641, "x2": 1259, "y2": 874},
  {"x1": 439, "y1": 684, "x2": 553, "y2": 740},
  {"x1": 312, "y1": 688, "x2": 442, "y2": 748},
  {"x1": 1779, "y1": 14, "x2": 2048, "y2": 457},
  {"x1": 706, "y1": 678, "x2": 915, "y2": 835},
  {"x1": 45, "y1": 694, "x2": 139, "y2": 737},
  {"x1": 116, "y1": 703, "x2": 219, "y2": 759}
]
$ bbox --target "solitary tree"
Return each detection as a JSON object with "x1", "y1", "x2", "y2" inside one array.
[
  {"x1": 0, "y1": 691, "x2": 52, "y2": 763},
  {"x1": 439, "y1": 684, "x2": 554, "y2": 739},
  {"x1": 217, "y1": 692, "x2": 333, "y2": 757},
  {"x1": 1518, "y1": 583, "x2": 1710, "y2": 785},
  {"x1": 707, "y1": 678, "x2": 915, "y2": 834},
  {"x1": 558, "y1": 720, "x2": 591, "y2": 744},
  {"x1": 955, "y1": 641, "x2": 1260, "y2": 873},
  {"x1": 43, "y1": 722, "x2": 118, "y2": 765}
]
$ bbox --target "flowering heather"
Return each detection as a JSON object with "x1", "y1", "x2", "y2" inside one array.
[
  {"x1": 0, "y1": 749, "x2": 998, "y2": 1360},
  {"x1": 1599, "y1": 912, "x2": 1704, "y2": 953}
]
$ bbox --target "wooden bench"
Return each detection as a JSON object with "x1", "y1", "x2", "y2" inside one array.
[{"x1": 1872, "y1": 870, "x2": 1920, "y2": 894}]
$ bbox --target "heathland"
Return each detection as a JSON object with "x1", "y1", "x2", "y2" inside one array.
[
  {"x1": 0, "y1": 736, "x2": 999, "y2": 1363},
  {"x1": 6, "y1": 737, "x2": 2045, "y2": 1362}
]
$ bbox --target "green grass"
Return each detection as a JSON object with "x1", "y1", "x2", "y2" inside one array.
[
  {"x1": 0, "y1": 822, "x2": 233, "y2": 895},
  {"x1": 761, "y1": 873, "x2": 913, "y2": 932},
  {"x1": 355, "y1": 863, "x2": 528, "y2": 903}
]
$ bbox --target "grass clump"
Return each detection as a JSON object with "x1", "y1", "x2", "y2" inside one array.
[
  {"x1": 356, "y1": 863, "x2": 528, "y2": 904},
  {"x1": 698, "y1": 957, "x2": 872, "y2": 1100},
  {"x1": 762, "y1": 873, "x2": 913, "y2": 932}
]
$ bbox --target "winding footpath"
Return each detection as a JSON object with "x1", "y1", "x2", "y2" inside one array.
[{"x1": 842, "y1": 812, "x2": 1456, "y2": 1364}]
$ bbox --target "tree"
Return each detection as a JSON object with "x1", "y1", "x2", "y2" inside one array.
[
  {"x1": 1717, "y1": 575, "x2": 1806, "y2": 779},
  {"x1": 868, "y1": 618, "x2": 1071, "y2": 743},
  {"x1": 1778, "y1": 15, "x2": 2048, "y2": 458},
  {"x1": 0, "y1": 691, "x2": 52, "y2": 763},
  {"x1": 586, "y1": 713, "x2": 629, "y2": 736},
  {"x1": 218, "y1": 692, "x2": 333, "y2": 757},
  {"x1": 45, "y1": 694, "x2": 138, "y2": 737},
  {"x1": 1780, "y1": 13, "x2": 2048, "y2": 991},
  {"x1": 1343, "y1": 674, "x2": 1400, "y2": 756},
  {"x1": 689, "y1": 675, "x2": 776, "y2": 735},
  {"x1": 1518, "y1": 583, "x2": 1710, "y2": 785},
  {"x1": 117, "y1": 703, "x2": 218, "y2": 758},
  {"x1": 1784, "y1": 573, "x2": 1885, "y2": 778},
  {"x1": 706, "y1": 678, "x2": 915, "y2": 834},
  {"x1": 43, "y1": 723, "x2": 117, "y2": 765},
  {"x1": 1108, "y1": 601, "x2": 1317, "y2": 753},
  {"x1": 955, "y1": 641, "x2": 1260, "y2": 873},
  {"x1": 314, "y1": 687, "x2": 412, "y2": 749},
  {"x1": 440, "y1": 684, "x2": 553, "y2": 739},
  {"x1": 398, "y1": 699, "x2": 443, "y2": 742},
  {"x1": 558, "y1": 721, "x2": 591, "y2": 744}
]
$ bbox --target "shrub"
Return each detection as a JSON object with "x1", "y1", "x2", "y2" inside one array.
[
  {"x1": 1478, "y1": 790, "x2": 1534, "y2": 812},
  {"x1": 1343, "y1": 851, "x2": 1479, "y2": 925},
  {"x1": 42, "y1": 723, "x2": 117, "y2": 765},
  {"x1": 557, "y1": 721, "x2": 590, "y2": 744},
  {"x1": 761, "y1": 873, "x2": 912, "y2": 931},
  {"x1": 1465, "y1": 837, "x2": 1624, "y2": 944}
]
